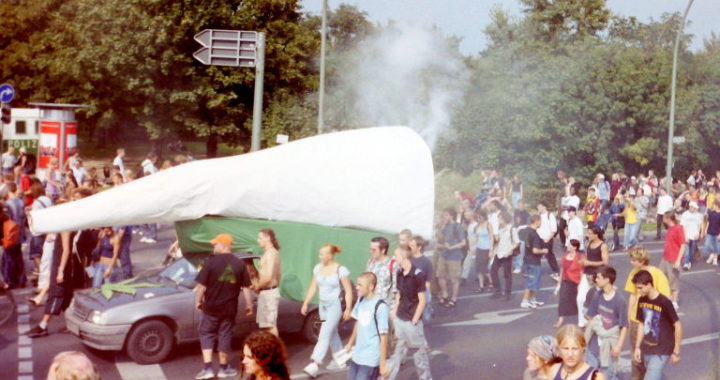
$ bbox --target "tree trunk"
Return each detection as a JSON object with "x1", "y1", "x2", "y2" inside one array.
[{"x1": 206, "y1": 134, "x2": 218, "y2": 158}]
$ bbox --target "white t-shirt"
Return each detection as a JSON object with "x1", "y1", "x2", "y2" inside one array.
[
  {"x1": 112, "y1": 156, "x2": 125, "y2": 172},
  {"x1": 141, "y1": 159, "x2": 157, "y2": 175},
  {"x1": 680, "y1": 210, "x2": 703, "y2": 240},
  {"x1": 72, "y1": 167, "x2": 88, "y2": 185},
  {"x1": 567, "y1": 216, "x2": 585, "y2": 249},
  {"x1": 657, "y1": 195, "x2": 674, "y2": 215},
  {"x1": 495, "y1": 225, "x2": 519, "y2": 259},
  {"x1": 537, "y1": 212, "x2": 557, "y2": 241},
  {"x1": 561, "y1": 195, "x2": 581, "y2": 220},
  {"x1": 1, "y1": 153, "x2": 15, "y2": 169},
  {"x1": 488, "y1": 211, "x2": 500, "y2": 237}
]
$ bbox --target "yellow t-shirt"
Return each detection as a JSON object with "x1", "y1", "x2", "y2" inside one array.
[
  {"x1": 624, "y1": 206, "x2": 637, "y2": 224},
  {"x1": 708, "y1": 193, "x2": 715, "y2": 210},
  {"x1": 624, "y1": 266, "x2": 671, "y2": 323}
]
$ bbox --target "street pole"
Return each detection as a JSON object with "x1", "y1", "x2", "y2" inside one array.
[
  {"x1": 665, "y1": 0, "x2": 694, "y2": 193},
  {"x1": 250, "y1": 32, "x2": 266, "y2": 152},
  {"x1": 317, "y1": 0, "x2": 327, "y2": 134}
]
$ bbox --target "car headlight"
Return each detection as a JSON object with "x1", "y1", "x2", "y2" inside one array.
[{"x1": 88, "y1": 310, "x2": 108, "y2": 325}]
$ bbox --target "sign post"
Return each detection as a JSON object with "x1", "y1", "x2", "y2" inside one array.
[{"x1": 193, "y1": 29, "x2": 266, "y2": 152}]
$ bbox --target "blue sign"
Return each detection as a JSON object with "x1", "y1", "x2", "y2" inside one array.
[{"x1": 0, "y1": 83, "x2": 15, "y2": 103}]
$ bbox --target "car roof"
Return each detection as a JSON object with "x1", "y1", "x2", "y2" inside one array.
[{"x1": 233, "y1": 251, "x2": 260, "y2": 260}]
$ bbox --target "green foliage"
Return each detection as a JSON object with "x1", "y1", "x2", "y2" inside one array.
[{"x1": 437, "y1": 2, "x2": 719, "y2": 186}]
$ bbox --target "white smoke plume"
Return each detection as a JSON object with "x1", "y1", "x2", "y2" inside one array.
[{"x1": 327, "y1": 23, "x2": 469, "y2": 149}]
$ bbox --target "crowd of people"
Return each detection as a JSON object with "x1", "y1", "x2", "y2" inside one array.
[
  {"x1": 0, "y1": 146, "x2": 192, "y2": 339},
  {"x1": 450, "y1": 168, "x2": 718, "y2": 380},
  {"x1": 2, "y1": 152, "x2": 717, "y2": 380}
]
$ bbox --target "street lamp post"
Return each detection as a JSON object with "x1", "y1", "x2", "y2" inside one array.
[
  {"x1": 665, "y1": 0, "x2": 694, "y2": 193},
  {"x1": 318, "y1": 0, "x2": 328, "y2": 134}
]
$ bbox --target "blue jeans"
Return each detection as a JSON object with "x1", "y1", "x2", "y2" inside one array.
[
  {"x1": 703, "y1": 234, "x2": 719, "y2": 255},
  {"x1": 348, "y1": 361, "x2": 379, "y2": 380},
  {"x1": 511, "y1": 192, "x2": 521, "y2": 209},
  {"x1": 119, "y1": 238, "x2": 133, "y2": 279},
  {"x1": 422, "y1": 290, "x2": 433, "y2": 324},
  {"x1": 643, "y1": 354, "x2": 669, "y2": 380},
  {"x1": 29, "y1": 235, "x2": 46, "y2": 260},
  {"x1": 683, "y1": 239, "x2": 697, "y2": 266},
  {"x1": 92, "y1": 262, "x2": 119, "y2": 288},
  {"x1": 624, "y1": 222, "x2": 640, "y2": 248},
  {"x1": 512, "y1": 241, "x2": 526, "y2": 272},
  {"x1": 311, "y1": 299, "x2": 343, "y2": 364}
]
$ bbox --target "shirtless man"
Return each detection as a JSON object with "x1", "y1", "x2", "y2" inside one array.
[{"x1": 253, "y1": 228, "x2": 282, "y2": 337}]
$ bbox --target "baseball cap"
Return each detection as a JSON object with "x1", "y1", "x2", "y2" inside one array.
[
  {"x1": 210, "y1": 233, "x2": 233, "y2": 245},
  {"x1": 689, "y1": 201, "x2": 699, "y2": 209}
]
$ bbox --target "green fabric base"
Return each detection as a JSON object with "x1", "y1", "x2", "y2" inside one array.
[{"x1": 175, "y1": 216, "x2": 397, "y2": 302}]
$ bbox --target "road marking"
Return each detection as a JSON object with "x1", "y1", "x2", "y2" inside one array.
[
  {"x1": 18, "y1": 361, "x2": 32, "y2": 373},
  {"x1": 116, "y1": 361, "x2": 168, "y2": 380},
  {"x1": 18, "y1": 346, "x2": 31, "y2": 359},
  {"x1": 440, "y1": 304, "x2": 557, "y2": 327},
  {"x1": 16, "y1": 292, "x2": 33, "y2": 380}
]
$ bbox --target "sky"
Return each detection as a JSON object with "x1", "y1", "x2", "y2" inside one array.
[{"x1": 300, "y1": 0, "x2": 718, "y2": 55}]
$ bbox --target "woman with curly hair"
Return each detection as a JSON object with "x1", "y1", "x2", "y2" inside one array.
[{"x1": 242, "y1": 331, "x2": 290, "y2": 380}]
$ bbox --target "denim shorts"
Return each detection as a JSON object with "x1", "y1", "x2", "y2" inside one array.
[{"x1": 524, "y1": 264, "x2": 542, "y2": 291}]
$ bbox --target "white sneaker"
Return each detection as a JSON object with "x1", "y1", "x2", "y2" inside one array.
[
  {"x1": 326, "y1": 360, "x2": 346, "y2": 370},
  {"x1": 520, "y1": 299, "x2": 536, "y2": 309},
  {"x1": 139, "y1": 237, "x2": 149, "y2": 243},
  {"x1": 550, "y1": 273, "x2": 560, "y2": 282},
  {"x1": 707, "y1": 255, "x2": 714, "y2": 264},
  {"x1": 303, "y1": 362, "x2": 320, "y2": 378},
  {"x1": 512, "y1": 268, "x2": 521, "y2": 274},
  {"x1": 713, "y1": 256, "x2": 718, "y2": 266},
  {"x1": 531, "y1": 299, "x2": 545, "y2": 306},
  {"x1": 145, "y1": 238, "x2": 158, "y2": 244}
]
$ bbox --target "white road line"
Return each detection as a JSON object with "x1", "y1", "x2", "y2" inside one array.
[
  {"x1": 18, "y1": 346, "x2": 31, "y2": 359},
  {"x1": 18, "y1": 361, "x2": 32, "y2": 374},
  {"x1": 115, "y1": 361, "x2": 168, "y2": 380},
  {"x1": 17, "y1": 293, "x2": 33, "y2": 380}
]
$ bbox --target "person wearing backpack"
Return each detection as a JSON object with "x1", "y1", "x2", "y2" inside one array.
[
  {"x1": 490, "y1": 212, "x2": 518, "y2": 301},
  {"x1": 344, "y1": 272, "x2": 390, "y2": 380},
  {"x1": 301, "y1": 244, "x2": 354, "y2": 378}
]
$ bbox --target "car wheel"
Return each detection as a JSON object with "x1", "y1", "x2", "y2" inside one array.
[
  {"x1": 125, "y1": 320, "x2": 174, "y2": 364},
  {"x1": 302, "y1": 309, "x2": 322, "y2": 343}
]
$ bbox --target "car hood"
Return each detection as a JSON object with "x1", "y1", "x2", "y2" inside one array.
[{"x1": 74, "y1": 274, "x2": 190, "y2": 311}]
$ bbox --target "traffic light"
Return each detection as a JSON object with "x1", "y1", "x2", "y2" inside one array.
[{"x1": 0, "y1": 104, "x2": 10, "y2": 124}]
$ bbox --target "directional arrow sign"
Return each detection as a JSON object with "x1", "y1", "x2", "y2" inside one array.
[
  {"x1": 0, "y1": 83, "x2": 15, "y2": 103},
  {"x1": 439, "y1": 304, "x2": 556, "y2": 327},
  {"x1": 193, "y1": 29, "x2": 257, "y2": 67}
]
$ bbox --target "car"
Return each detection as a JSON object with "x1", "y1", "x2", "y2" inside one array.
[{"x1": 65, "y1": 253, "x2": 322, "y2": 364}]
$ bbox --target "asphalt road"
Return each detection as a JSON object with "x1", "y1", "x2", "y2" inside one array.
[{"x1": 1, "y1": 227, "x2": 719, "y2": 380}]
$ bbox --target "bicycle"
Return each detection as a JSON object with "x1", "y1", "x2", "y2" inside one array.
[{"x1": 0, "y1": 282, "x2": 16, "y2": 327}]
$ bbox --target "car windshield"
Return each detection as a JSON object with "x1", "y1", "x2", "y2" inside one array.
[{"x1": 159, "y1": 258, "x2": 199, "y2": 288}]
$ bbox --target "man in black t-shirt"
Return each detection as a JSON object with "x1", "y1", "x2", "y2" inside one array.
[
  {"x1": 194, "y1": 234, "x2": 253, "y2": 380},
  {"x1": 388, "y1": 246, "x2": 432, "y2": 380},
  {"x1": 632, "y1": 269, "x2": 682, "y2": 379}
]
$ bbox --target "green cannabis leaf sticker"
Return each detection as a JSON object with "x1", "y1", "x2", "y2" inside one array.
[{"x1": 92, "y1": 277, "x2": 163, "y2": 300}]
